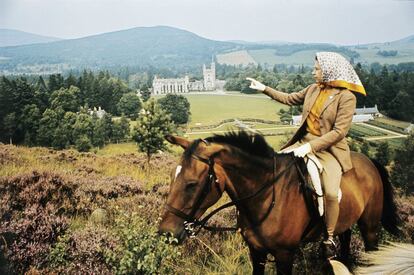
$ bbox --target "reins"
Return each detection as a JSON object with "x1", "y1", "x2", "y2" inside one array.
[{"x1": 165, "y1": 151, "x2": 298, "y2": 237}]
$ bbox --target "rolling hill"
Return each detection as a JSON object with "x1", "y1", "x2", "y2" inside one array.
[
  {"x1": 0, "y1": 26, "x2": 413, "y2": 74},
  {"x1": 0, "y1": 29, "x2": 61, "y2": 47},
  {"x1": 0, "y1": 26, "x2": 238, "y2": 74},
  {"x1": 219, "y1": 35, "x2": 414, "y2": 67}
]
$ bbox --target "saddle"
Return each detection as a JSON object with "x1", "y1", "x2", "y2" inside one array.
[{"x1": 296, "y1": 155, "x2": 342, "y2": 218}]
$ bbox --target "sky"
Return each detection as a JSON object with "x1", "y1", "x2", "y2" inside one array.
[{"x1": 1, "y1": 0, "x2": 414, "y2": 45}]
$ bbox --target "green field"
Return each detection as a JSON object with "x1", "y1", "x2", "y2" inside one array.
[
  {"x1": 155, "y1": 93, "x2": 288, "y2": 127},
  {"x1": 218, "y1": 43, "x2": 414, "y2": 67},
  {"x1": 350, "y1": 123, "x2": 392, "y2": 138}
]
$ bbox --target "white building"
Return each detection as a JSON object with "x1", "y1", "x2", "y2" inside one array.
[
  {"x1": 352, "y1": 114, "x2": 374, "y2": 123},
  {"x1": 152, "y1": 76, "x2": 190, "y2": 94},
  {"x1": 292, "y1": 115, "x2": 302, "y2": 126},
  {"x1": 89, "y1": 106, "x2": 106, "y2": 119},
  {"x1": 152, "y1": 62, "x2": 226, "y2": 94},
  {"x1": 355, "y1": 105, "x2": 382, "y2": 117},
  {"x1": 290, "y1": 112, "x2": 374, "y2": 126}
]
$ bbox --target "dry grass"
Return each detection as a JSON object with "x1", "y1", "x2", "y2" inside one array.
[{"x1": 1, "y1": 143, "x2": 413, "y2": 274}]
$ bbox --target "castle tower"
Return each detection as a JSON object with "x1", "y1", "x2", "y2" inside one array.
[{"x1": 203, "y1": 62, "x2": 216, "y2": 91}]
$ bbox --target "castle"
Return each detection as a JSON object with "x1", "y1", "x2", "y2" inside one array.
[{"x1": 151, "y1": 62, "x2": 226, "y2": 95}]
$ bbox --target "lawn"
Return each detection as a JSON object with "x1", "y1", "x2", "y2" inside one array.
[{"x1": 180, "y1": 94, "x2": 288, "y2": 127}]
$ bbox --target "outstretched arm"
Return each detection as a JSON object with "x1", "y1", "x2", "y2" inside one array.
[{"x1": 246, "y1": 77, "x2": 311, "y2": 106}]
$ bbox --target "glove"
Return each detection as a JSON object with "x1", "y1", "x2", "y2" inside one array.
[
  {"x1": 282, "y1": 143, "x2": 312, "y2": 158},
  {"x1": 246, "y1": 77, "x2": 266, "y2": 92}
]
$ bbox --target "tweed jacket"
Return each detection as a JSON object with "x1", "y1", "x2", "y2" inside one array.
[{"x1": 264, "y1": 83, "x2": 356, "y2": 172}]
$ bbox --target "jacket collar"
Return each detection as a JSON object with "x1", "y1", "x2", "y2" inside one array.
[{"x1": 320, "y1": 88, "x2": 341, "y2": 115}]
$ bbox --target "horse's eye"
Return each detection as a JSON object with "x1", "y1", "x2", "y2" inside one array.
[{"x1": 185, "y1": 181, "x2": 197, "y2": 191}]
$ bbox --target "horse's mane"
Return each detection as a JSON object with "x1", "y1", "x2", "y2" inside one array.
[{"x1": 183, "y1": 131, "x2": 275, "y2": 162}]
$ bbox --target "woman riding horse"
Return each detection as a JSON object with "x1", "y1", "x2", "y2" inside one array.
[
  {"x1": 160, "y1": 52, "x2": 400, "y2": 274},
  {"x1": 247, "y1": 52, "x2": 367, "y2": 258}
]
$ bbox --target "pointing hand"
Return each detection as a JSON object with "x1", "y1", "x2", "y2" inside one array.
[{"x1": 246, "y1": 77, "x2": 266, "y2": 92}]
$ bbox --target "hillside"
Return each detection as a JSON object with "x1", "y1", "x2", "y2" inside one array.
[
  {"x1": 0, "y1": 29, "x2": 61, "y2": 47},
  {"x1": 1, "y1": 26, "x2": 413, "y2": 74},
  {"x1": 1, "y1": 140, "x2": 413, "y2": 273},
  {"x1": 218, "y1": 35, "x2": 414, "y2": 67},
  {"x1": 0, "y1": 26, "x2": 238, "y2": 74}
]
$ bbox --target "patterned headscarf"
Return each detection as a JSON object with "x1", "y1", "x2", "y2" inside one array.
[{"x1": 316, "y1": 52, "x2": 366, "y2": 96}]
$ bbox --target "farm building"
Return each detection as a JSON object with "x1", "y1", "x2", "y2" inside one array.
[
  {"x1": 290, "y1": 113, "x2": 374, "y2": 125},
  {"x1": 355, "y1": 105, "x2": 382, "y2": 117}
]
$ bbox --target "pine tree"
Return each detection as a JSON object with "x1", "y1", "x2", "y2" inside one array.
[{"x1": 132, "y1": 99, "x2": 174, "y2": 163}]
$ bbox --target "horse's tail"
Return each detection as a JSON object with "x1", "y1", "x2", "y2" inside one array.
[
  {"x1": 355, "y1": 242, "x2": 414, "y2": 274},
  {"x1": 370, "y1": 158, "x2": 401, "y2": 236}
]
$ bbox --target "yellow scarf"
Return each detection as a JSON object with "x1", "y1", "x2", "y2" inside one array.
[{"x1": 306, "y1": 88, "x2": 332, "y2": 136}]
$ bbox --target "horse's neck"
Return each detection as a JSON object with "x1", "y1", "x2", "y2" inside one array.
[
  {"x1": 222, "y1": 153, "x2": 300, "y2": 217},
  {"x1": 224, "y1": 153, "x2": 296, "y2": 190},
  {"x1": 219, "y1": 151, "x2": 273, "y2": 198}
]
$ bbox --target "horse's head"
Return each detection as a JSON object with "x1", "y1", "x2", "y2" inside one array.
[{"x1": 158, "y1": 135, "x2": 227, "y2": 243}]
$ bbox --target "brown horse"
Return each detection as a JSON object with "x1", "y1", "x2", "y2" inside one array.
[{"x1": 158, "y1": 131, "x2": 400, "y2": 274}]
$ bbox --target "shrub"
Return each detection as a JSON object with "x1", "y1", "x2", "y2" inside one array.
[{"x1": 104, "y1": 210, "x2": 182, "y2": 274}]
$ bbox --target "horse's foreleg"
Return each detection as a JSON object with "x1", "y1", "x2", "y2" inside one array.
[
  {"x1": 273, "y1": 248, "x2": 295, "y2": 275},
  {"x1": 338, "y1": 229, "x2": 351, "y2": 266},
  {"x1": 248, "y1": 245, "x2": 267, "y2": 275}
]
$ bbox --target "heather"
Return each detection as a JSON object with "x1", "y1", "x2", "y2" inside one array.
[{"x1": 0, "y1": 143, "x2": 413, "y2": 274}]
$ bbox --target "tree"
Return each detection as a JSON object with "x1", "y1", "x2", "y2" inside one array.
[
  {"x1": 158, "y1": 94, "x2": 191, "y2": 125},
  {"x1": 75, "y1": 135, "x2": 92, "y2": 152},
  {"x1": 73, "y1": 113, "x2": 94, "y2": 143},
  {"x1": 37, "y1": 108, "x2": 59, "y2": 146},
  {"x1": 101, "y1": 113, "x2": 113, "y2": 142},
  {"x1": 48, "y1": 74, "x2": 64, "y2": 92},
  {"x1": 140, "y1": 87, "x2": 151, "y2": 102},
  {"x1": 280, "y1": 112, "x2": 292, "y2": 124},
  {"x1": 20, "y1": 104, "x2": 41, "y2": 145},
  {"x1": 50, "y1": 86, "x2": 80, "y2": 113},
  {"x1": 132, "y1": 99, "x2": 174, "y2": 163},
  {"x1": 113, "y1": 116, "x2": 130, "y2": 143},
  {"x1": 117, "y1": 92, "x2": 142, "y2": 119},
  {"x1": 52, "y1": 112, "x2": 77, "y2": 149},
  {"x1": 391, "y1": 133, "x2": 414, "y2": 192},
  {"x1": 375, "y1": 142, "x2": 391, "y2": 167},
  {"x1": 3, "y1": 113, "x2": 17, "y2": 144}
]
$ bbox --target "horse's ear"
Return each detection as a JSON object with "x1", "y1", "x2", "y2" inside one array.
[{"x1": 165, "y1": 135, "x2": 190, "y2": 149}]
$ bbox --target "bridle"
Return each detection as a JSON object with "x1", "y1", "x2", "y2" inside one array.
[
  {"x1": 164, "y1": 152, "x2": 221, "y2": 236},
  {"x1": 164, "y1": 141, "x2": 298, "y2": 238}
]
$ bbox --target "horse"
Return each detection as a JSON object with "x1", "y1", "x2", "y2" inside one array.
[{"x1": 158, "y1": 131, "x2": 401, "y2": 274}]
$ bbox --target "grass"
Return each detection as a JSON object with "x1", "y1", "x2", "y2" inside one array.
[
  {"x1": 165, "y1": 94, "x2": 288, "y2": 128},
  {"x1": 375, "y1": 117, "x2": 411, "y2": 129},
  {"x1": 350, "y1": 123, "x2": 391, "y2": 138},
  {"x1": 2, "y1": 139, "x2": 413, "y2": 274},
  {"x1": 0, "y1": 144, "x2": 170, "y2": 189},
  {"x1": 96, "y1": 142, "x2": 137, "y2": 156},
  {"x1": 219, "y1": 44, "x2": 414, "y2": 67}
]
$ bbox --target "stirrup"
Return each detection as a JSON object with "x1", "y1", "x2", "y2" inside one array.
[{"x1": 322, "y1": 238, "x2": 337, "y2": 260}]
